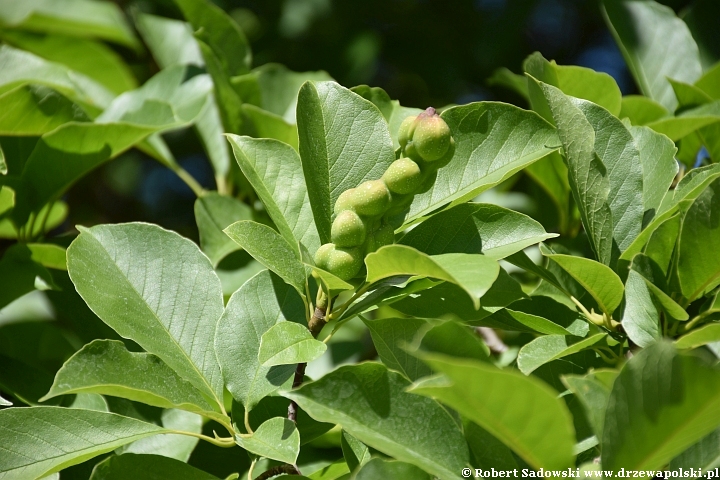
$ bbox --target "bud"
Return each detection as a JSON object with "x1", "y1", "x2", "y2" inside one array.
[
  {"x1": 398, "y1": 115, "x2": 418, "y2": 148},
  {"x1": 382, "y1": 158, "x2": 423, "y2": 195},
  {"x1": 366, "y1": 223, "x2": 395, "y2": 253},
  {"x1": 413, "y1": 110, "x2": 452, "y2": 162},
  {"x1": 354, "y1": 180, "x2": 391, "y2": 217},
  {"x1": 334, "y1": 188, "x2": 357, "y2": 215},
  {"x1": 314, "y1": 243, "x2": 363, "y2": 280},
  {"x1": 331, "y1": 210, "x2": 367, "y2": 247}
]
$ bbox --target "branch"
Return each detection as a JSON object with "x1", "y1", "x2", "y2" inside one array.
[
  {"x1": 255, "y1": 464, "x2": 300, "y2": 480},
  {"x1": 476, "y1": 327, "x2": 508, "y2": 354}
]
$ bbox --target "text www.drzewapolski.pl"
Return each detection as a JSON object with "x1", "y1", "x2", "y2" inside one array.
[{"x1": 461, "y1": 468, "x2": 718, "y2": 478}]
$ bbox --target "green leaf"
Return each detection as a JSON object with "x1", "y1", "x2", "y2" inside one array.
[
  {"x1": 237, "y1": 396, "x2": 333, "y2": 445},
  {"x1": 0, "y1": 243, "x2": 55, "y2": 310},
  {"x1": 646, "y1": 101, "x2": 720, "y2": 140},
  {"x1": 27, "y1": 243, "x2": 66, "y2": 270},
  {"x1": 241, "y1": 104, "x2": 298, "y2": 150},
  {"x1": 234, "y1": 63, "x2": 333, "y2": 122},
  {"x1": 414, "y1": 320, "x2": 491, "y2": 362},
  {"x1": 258, "y1": 322, "x2": 326, "y2": 366},
  {"x1": 351, "y1": 85, "x2": 394, "y2": 121},
  {"x1": 365, "y1": 245, "x2": 499, "y2": 309},
  {"x1": 400, "y1": 203, "x2": 557, "y2": 259},
  {"x1": 305, "y1": 461, "x2": 349, "y2": 480},
  {"x1": 0, "y1": 44, "x2": 114, "y2": 115},
  {"x1": 297, "y1": 81, "x2": 395, "y2": 243},
  {"x1": 0, "y1": 84, "x2": 89, "y2": 135},
  {"x1": 517, "y1": 333, "x2": 606, "y2": 375},
  {"x1": 3, "y1": 31, "x2": 136, "y2": 94},
  {"x1": 670, "y1": 427, "x2": 720, "y2": 472},
  {"x1": 227, "y1": 135, "x2": 320, "y2": 255},
  {"x1": 602, "y1": 341, "x2": 720, "y2": 471},
  {"x1": 215, "y1": 270, "x2": 303, "y2": 410},
  {"x1": 629, "y1": 125, "x2": 677, "y2": 218},
  {"x1": 487, "y1": 67, "x2": 529, "y2": 100},
  {"x1": 523, "y1": 51, "x2": 622, "y2": 116},
  {"x1": 67, "y1": 223, "x2": 225, "y2": 409},
  {"x1": 0, "y1": 406, "x2": 166, "y2": 479},
  {"x1": 174, "y1": 0, "x2": 251, "y2": 76},
  {"x1": 544, "y1": 253, "x2": 624, "y2": 316},
  {"x1": 15, "y1": 122, "x2": 159, "y2": 224},
  {"x1": 621, "y1": 164, "x2": 720, "y2": 262},
  {"x1": 678, "y1": 178, "x2": 720, "y2": 301},
  {"x1": 0, "y1": 0, "x2": 140, "y2": 49},
  {"x1": 524, "y1": 151, "x2": 572, "y2": 231},
  {"x1": 409, "y1": 354, "x2": 576, "y2": 470},
  {"x1": 696, "y1": 62, "x2": 720, "y2": 100},
  {"x1": 134, "y1": 13, "x2": 204, "y2": 69},
  {"x1": 562, "y1": 370, "x2": 616, "y2": 439},
  {"x1": 602, "y1": 0, "x2": 702, "y2": 111},
  {"x1": 619, "y1": 95, "x2": 668, "y2": 126},
  {"x1": 308, "y1": 266, "x2": 354, "y2": 298},
  {"x1": 675, "y1": 324, "x2": 720, "y2": 350},
  {"x1": 90, "y1": 453, "x2": 221, "y2": 480},
  {"x1": 621, "y1": 270, "x2": 661, "y2": 347},
  {"x1": 532, "y1": 79, "x2": 612, "y2": 264},
  {"x1": 484, "y1": 295, "x2": 588, "y2": 336},
  {"x1": 391, "y1": 270, "x2": 524, "y2": 324},
  {"x1": 41, "y1": 340, "x2": 226, "y2": 423},
  {"x1": 341, "y1": 430, "x2": 371, "y2": 472},
  {"x1": 235, "y1": 417, "x2": 300, "y2": 464},
  {"x1": 194, "y1": 38, "x2": 242, "y2": 135},
  {"x1": 353, "y1": 458, "x2": 432, "y2": 480},
  {"x1": 224, "y1": 220, "x2": 307, "y2": 295},
  {"x1": 644, "y1": 213, "x2": 681, "y2": 276},
  {"x1": 629, "y1": 254, "x2": 688, "y2": 321},
  {"x1": 284, "y1": 363, "x2": 470, "y2": 480},
  {"x1": 362, "y1": 317, "x2": 433, "y2": 381},
  {"x1": 465, "y1": 420, "x2": 519, "y2": 470},
  {"x1": 118, "y1": 409, "x2": 202, "y2": 462},
  {"x1": 573, "y1": 99, "x2": 644, "y2": 256},
  {"x1": 97, "y1": 66, "x2": 210, "y2": 127},
  {"x1": 670, "y1": 79, "x2": 713, "y2": 108},
  {"x1": 406, "y1": 102, "x2": 558, "y2": 224},
  {"x1": 194, "y1": 192, "x2": 254, "y2": 267}
]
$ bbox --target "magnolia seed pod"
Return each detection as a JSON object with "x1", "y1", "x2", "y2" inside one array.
[
  {"x1": 416, "y1": 169, "x2": 438, "y2": 194},
  {"x1": 384, "y1": 192, "x2": 414, "y2": 216},
  {"x1": 354, "y1": 180, "x2": 391, "y2": 216},
  {"x1": 413, "y1": 114, "x2": 452, "y2": 162},
  {"x1": 382, "y1": 158, "x2": 423, "y2": 195},
  {"x1": 398, "y1": 115, "x2": 418, "y2": 148},
  {"x1": 367, "y1": 223, "x2": 395, "y2": 253},
  {"x1": 331, "y1": 210, "x2": 367, "y2": 247},
  {"x1": 314, "y1": 243, "x2": 363, "y2": 280},
  {"x1": 334, "y1": 188, "x2": 357, "y2": 215}
]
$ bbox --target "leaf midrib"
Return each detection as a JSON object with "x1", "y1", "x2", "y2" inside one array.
[
  {"x1": 78, "y1": 230, "x2": 221, "y2": 408},
  {"x1": 288, "y1": 395, "x2": 461, "y2": 479}
]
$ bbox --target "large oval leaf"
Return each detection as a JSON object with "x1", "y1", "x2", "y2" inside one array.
[
  {"x1": 215, "y1": 270, "x2": 304, "y2": 411},
  {"x1": 407, "y1": 102, "x2": 558, "y2": 224},
  {"x1": 67, "y1": 223, "x2": 225, "y2": 408},
  {"x1": 409, "y1": 354, "x2": 576, "y2": 470},
  {"x1": 602, "y1": 341, "x2": 720, "y2": 471},
  {"x1": 297, "y1": 81, "x2": 395, "y2": 243},
  {"x1": 284, "y1": 363, "x2": 470, "y2": 480},
  {"x1": 0, "y1": 407, "x2": 166, "y2": 480}
]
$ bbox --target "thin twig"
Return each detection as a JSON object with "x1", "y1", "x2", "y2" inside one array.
[
  {"x1": 476, "y1": 327, "x2": 508, "y2": 354},
  {"x1": 255, "y1": 464, "x2": 300, "y2": 480}
]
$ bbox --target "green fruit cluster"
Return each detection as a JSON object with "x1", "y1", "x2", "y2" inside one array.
[{"x1": 314, "y1": 107, "x2": 454, "y2": 281}]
